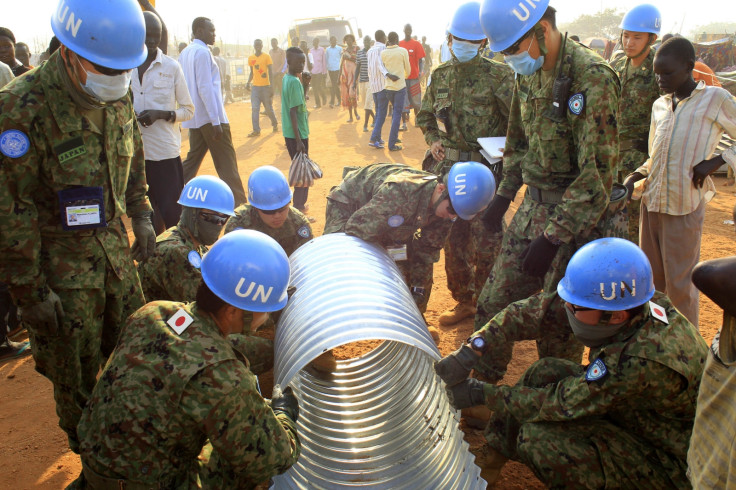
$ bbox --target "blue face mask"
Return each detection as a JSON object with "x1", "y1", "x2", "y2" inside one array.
[
  {"x1": 451, "y1": 39, "x2": 480, "y2": 63},
  {"x1": 504, "y1": 36, "x2": 544, "y2": 76}
]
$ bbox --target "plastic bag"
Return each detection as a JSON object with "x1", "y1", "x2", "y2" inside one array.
[{"x1": 288, "y1": 152, "x2": 323, "y2": 188}]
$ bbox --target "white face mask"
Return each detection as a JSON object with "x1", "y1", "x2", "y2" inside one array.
[{"x1": 81, "y1": 70, "x2": 132, "y2": 102}]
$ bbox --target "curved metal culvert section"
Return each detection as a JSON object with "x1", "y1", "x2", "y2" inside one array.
[{"x1": 271, "y1": 233, "x2": 486, "y2": 489}]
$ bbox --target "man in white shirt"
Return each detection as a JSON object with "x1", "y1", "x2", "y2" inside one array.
[
  {"x1": 367, "y1": 30, "x2": 398, "y2": 149},
  {"x1": 133, "y1": 12, "x2": 195, "y2": 234},
  {"x1": 178, "y1": 17, "x2": 246, "y2": 205}
]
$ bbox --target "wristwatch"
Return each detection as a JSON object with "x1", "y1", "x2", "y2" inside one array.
[
  {"x1": 467, "y1": 335, "x2": 488, "y2": 353},
  {"x1": 410, "y1": 286, "x2": 425, "y2": 298}
]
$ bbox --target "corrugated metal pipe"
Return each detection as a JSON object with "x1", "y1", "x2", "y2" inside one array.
[{"x1": 271, "y1": 233, "x2": 486, "y2": 489}]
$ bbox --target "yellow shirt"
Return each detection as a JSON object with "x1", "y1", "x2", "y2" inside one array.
[
  {"x1": 380, "y1": 45, "x2": 410, "y2": 91},
  {"x1": 248, "y1": 52, "x2": 273, "y2": 87}
]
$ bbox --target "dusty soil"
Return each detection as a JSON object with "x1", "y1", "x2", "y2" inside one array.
[{"x1": 2, "y1": 95, "x2": 734, "y2": 489}]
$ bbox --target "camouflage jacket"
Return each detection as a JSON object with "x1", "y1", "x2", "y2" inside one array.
[
  {"x1": 77, "y1": 301, "x2": 300, "y2": 488},
  {"x1": 325, "y1": 163, "x2": 453, "y2": 289},
  {"x1": 612, "y1": 50, "x2": 660, "y2": 173},
  {"x1": 416, "y1": 54, "x2": 514, "y2": 175},
  {"x1": 0, "y1": 51, "x2": 151, "y2": 306},
  {"x1": 224, "y1": 204, "x2": 312, "y2": 256},
  {"x1": 479, "y1": 291, "x2": 707, "y2": 462},
  {"x1": 137, "y1": 225, "x2": 208, "y2": 303},
  {"x1": 498, "y1": 39, "x2": 620, "y2": 245}
]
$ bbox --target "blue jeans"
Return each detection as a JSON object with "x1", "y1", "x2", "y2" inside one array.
[
  {"x1": 384, "y1": 88, "x2": 406, "y2": 148},
  {"x1": 251, "y1": 85, "x2": 278, "y2": 132},
  {"x1": 370, "y1": 89, "x2": 389, "y2": 143}
]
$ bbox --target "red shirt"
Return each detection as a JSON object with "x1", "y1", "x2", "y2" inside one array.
[{"x1": 399, "y1": 39, "x2": 426, "y2": 80}]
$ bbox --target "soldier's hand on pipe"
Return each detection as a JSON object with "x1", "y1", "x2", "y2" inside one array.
[
  {"x1": 445, "y1": 378, "x2": 487, "y2": 410},
  {"x1": 434, "y1": 344, "x2": 478, "y2": 386},
  {"x1": 272, "y1": 384, "x2": 300, "y2": 422}
]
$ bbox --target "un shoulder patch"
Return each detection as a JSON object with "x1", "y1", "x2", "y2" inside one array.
[
  {"x1": 585, "y1": 358, "x2": 607, "y2": 382},
  {"x1": 568, "y1": 93, "x2": 585, "y2": 115},
  {"x1": 0, "y1": 129, "x2": 30, "y2": 158},
  {"x1": 297, "y1": 225, "x2": 311, "y2": 238},
  {"x1": 187, "y1": 250, "x2": 202, "y2": 269},
  {"x1": 387, "y1": 215, "x2": 404, "y2": 227}
]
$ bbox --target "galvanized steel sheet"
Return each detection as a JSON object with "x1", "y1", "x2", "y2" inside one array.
[{"x1": 271, "y1": 233, "x2": 486, "y2": 489}]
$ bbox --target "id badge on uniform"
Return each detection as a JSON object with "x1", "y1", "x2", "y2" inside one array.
[
  {"x1": 58, "y1": 186, "x2": 107, "y2": 231},
  {"x1": 387, "y1": 244, "x2": 408, "y2": 262}
]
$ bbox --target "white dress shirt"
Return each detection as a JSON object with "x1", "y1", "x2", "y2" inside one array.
[
  {"x1": 132, "y1": 48, "x2": 194, "y2": 161},
  {"x1": 178, "y1": 39, "x2": 229, "y2": 129},
  {"x1": 367, "y1": 41, "x2": 388, "y2": 94}
]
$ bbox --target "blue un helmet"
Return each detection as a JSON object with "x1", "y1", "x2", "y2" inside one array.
[
  {"x1": 480, "y1": 0, "x2": 550, "y2": 52},
  {"x1": 619, "y1": 4, "x2": 662, "y2": 35},
  {"x1": 201, "y1": 230, "x2": 290, "y2": 312},
  {"x1": 178, "y1": 175, "x2": 236, "y2": 216},
  {"x1": 248, "y1": 166, "x2": 293, "y2": 211},
  {"x1": 448, "y1": 2, "x2": 487, "y2": 41},
  {"x1": 557, "y1": 238, "x2": 655, "y2": 311},
  {"x1": 448, "y1": 162, "x2": 496, "y2": 220},
  {"x1": 51, "y1": 0, "x2": 147, "y2": 70}
]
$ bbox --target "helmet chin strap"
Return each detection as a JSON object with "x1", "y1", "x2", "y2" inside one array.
[
  {"x1": 533, "y1": 24, "x2": 548, "y2": 57},
  {"x1": 432, "y1": 188, "x2": 451, "y2": 216}
]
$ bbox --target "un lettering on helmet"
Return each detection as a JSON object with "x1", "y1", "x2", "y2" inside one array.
[
  {"x1": 235, "y1": 277, "x2": 274, "y2": 303},
  {"x1": 600, "y1": 280, "x2": 636, "y2": 301},
  {"x1": 56, "y1": 1, "x2": 82, "y2": 38},
  {"x1": 513, "y1": 0, "x2": 544, "y2": 22},
  {"x1": 186, "y1": 187, "x2": 209, "y2": 202},
  {"x1": 453, "y1": 172, "x2": 467, "y2": 196}
]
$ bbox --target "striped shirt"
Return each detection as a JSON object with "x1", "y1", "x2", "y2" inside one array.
[
  {"x1": 687, "y1": 313, "x2": 736, "y2": 488},
  {"x1": 356, "y1": 48, "x2": 369, "y2": 82},
  {"x1": 367, "y1": 42, "x2": 388, "y2": 94},
  {"x1": 635, "y1": 82, "x2": 736, "y2": 215}
]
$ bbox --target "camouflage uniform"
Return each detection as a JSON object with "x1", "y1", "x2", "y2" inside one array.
[
  {"x1": 0, "y1": 52, "x2": 149, "y2": 452},
  {"x1": 324, "y1": 163, "x2": 453, "y2": 312},
  {"x1": 225, "y1": 204, "x2": 313, "y2": 256},
  {"x1": 137, "y1": 224, "x2": 274, "y2": 374},
  {"x1": 138, "y1": 225, "x2": 207, "y2": 303},
  {"x1": 474, "y1": 41, "x2": 620, "y2": 374},
  {"x1": 417, "y1": 55, "x2": 514, "y2": 305},
  {"x1": 77, "y1": 301, "x2": 300, "y2": 489},
  {"x1": 478, "y1": 292, "x2": 707, "y2": 488},
  {"x1": 612, "y1": 50, "x2": 660, "y2": 243}
]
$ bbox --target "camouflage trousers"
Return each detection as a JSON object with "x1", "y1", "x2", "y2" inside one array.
[
  {"x1": 486, "y1": 358, "x2": 689, "y2": 489},
  {"x1": 27, "y1": 260, "x2": 144, "y2": 453},
  {"x1": 324, "y1": 198, "x2": 433, "y2": 312},
  {"x1": 444, "y1": 214, "x2": 504, "y2": 304},
  {"x1": 473, "y1": 196, "x2": 583, "y2": 380}
]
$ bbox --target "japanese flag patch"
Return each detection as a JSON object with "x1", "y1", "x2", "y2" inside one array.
[
  {"x1": 167, "y1": 308, "x2": 194, "y2": 335},
  {"x1": 649, "y1": 301, "x2": 669, "y2": 324},
  {"x1": 568, "y1": 93, "x2": 585, "y2": 115},
  {"x1": 297, "y1": 225, "x2": 311, "y2": 238},
  {"x1": 585, "y1": 358, "x2": 608, "y2": 382}
]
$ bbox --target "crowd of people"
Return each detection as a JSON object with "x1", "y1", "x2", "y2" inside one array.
[{"x1": 1, "y1": 0, "x2": 736, "y2": 488}]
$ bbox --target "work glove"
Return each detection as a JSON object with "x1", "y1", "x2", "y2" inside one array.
[
  {"x1": 482, "y1": 195, "x2": 511, "y2": 233},
  {"x1": 446, "y1": 378, "x2": 487, "y2": 410},
  {"x1": 520, "y1": 234, "x2": 560, "y2": 278},
  {"x1": 130, "y1": 213, "x2": 156, "y2": 262},
  {"x1": 434, "y1": 344, "x2": 478, "y2": 387},
  {"x1": 21, "y1": 289, "x2": 64, "y2": 334},
  {"x1": 271, "y1": 384, "x2": 300, "y2": 423}
]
